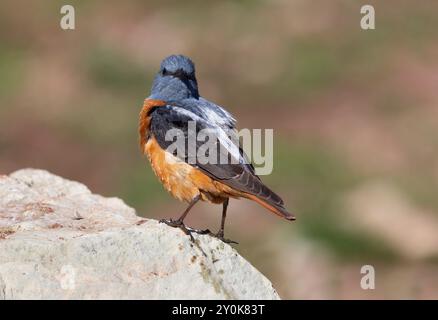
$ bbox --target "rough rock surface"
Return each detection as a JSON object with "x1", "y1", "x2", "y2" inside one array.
[{"x1": 0, "y1": 169, "x2": 280, "y2": 299}]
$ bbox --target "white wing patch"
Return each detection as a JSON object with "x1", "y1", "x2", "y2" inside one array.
[
  {"x1": 171, "y1": 106, "x2": 243, "y2": 164},
  {"x1": 199, "y1": 98, "x2": 236, "y2": 129}
]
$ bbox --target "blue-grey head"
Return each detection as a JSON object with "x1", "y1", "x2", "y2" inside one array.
[{"x1": 149, "y1": 55, "x2": 199, "y2": 101}]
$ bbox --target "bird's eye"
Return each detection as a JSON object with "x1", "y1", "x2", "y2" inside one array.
[{"x1": 162, "y1": 68, "x2": 168, "y2": 75}]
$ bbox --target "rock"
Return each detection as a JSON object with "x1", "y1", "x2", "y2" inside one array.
[{"x1": 0, "y1": 169, "x2": 280, "y2": 299}]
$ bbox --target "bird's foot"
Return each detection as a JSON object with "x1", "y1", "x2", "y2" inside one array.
[
  {"x1": 212, "y1": 230, "x2": 238, "y2": 245},
  {"x1": 159, "y1": 220, "x2": 237, "y2": 244},
  {"x1": 159, "y1": 218, "x2": 195, "y2": 242},
  {"x1": 189, "y1": 228, "x2": 238, "y2": 244},
  {"x1": 188, "y1": 228, "x2": 212, "y2": 235}
]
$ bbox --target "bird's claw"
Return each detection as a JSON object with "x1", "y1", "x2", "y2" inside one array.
[
  {"x1": 211, "y1": 230, "x2": 238, "y2": 244},
  {"x1": 159, "y1": 218, "x2": 195, "y2": 242},
  {"x1": 188, "y1": 228, "x2": 212, "y2": 235},
  {"x1": 215, "y1": 234, "x2": 238, "y2": 244},
  {"x1": 159, "y1": 218, "x2": 181, "y2": 227},
  {"x1": 159, "y1": 220, "x2": 237, "y2": 244}
]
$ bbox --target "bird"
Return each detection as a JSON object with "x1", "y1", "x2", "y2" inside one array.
[{"x1": 139, "y1": 54, "x2": 295, "y2": 243}]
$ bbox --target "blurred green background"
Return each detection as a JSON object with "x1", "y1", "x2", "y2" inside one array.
[{"x1": 1, "y1": 0, "x2": 438, "y2": 299}]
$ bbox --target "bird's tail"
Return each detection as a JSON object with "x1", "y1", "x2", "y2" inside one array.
[{"x1": 244, "y1": 183, "x2": 295, "y2": 221}]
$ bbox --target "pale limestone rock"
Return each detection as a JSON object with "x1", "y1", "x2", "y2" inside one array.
[{"x1": 0, "y1": 169, "x2": 280, "y2": 300}]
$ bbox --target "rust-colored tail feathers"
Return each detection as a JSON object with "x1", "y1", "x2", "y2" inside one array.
[
  {"x1": 224, "y1": 169, "x2": 295, "y2": 221},
  {"x1": 246, "y1": 193, "x2": 295, "y2": 220}
]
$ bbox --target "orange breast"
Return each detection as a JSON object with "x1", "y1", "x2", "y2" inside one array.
[
  {"x1": 139, "y1": 99, "x2": 167, "y2": 151},
  {"x1": 144, "y1": 137, "x2": 241, "y2": 203},
  {"x1": 139, "y1": 98, "x2": 242, "y2": 204}
]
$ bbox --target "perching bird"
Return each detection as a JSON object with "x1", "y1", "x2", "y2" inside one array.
[{"x1": 139, "y1": 55, "x2": 295, "y2": 243}]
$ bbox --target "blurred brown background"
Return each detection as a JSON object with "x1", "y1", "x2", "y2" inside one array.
[{"x1": 1, "y1": 0, "x2": 438, "y2": 299}]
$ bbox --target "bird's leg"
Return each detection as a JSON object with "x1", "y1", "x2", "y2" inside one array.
[
  {"x1": 214, "y1": 199, "x2": 238, "y2": 244},
  {"x1": 159, "y1": 194, "x2": 200, "y2": 241},
  {"x1": 215, "y1": 198, "x2": 228, "y2": 238}
]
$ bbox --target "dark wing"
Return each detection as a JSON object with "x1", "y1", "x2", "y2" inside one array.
[{"x1": 149, "y1": 104, "x2": 293, "y2": 219}]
